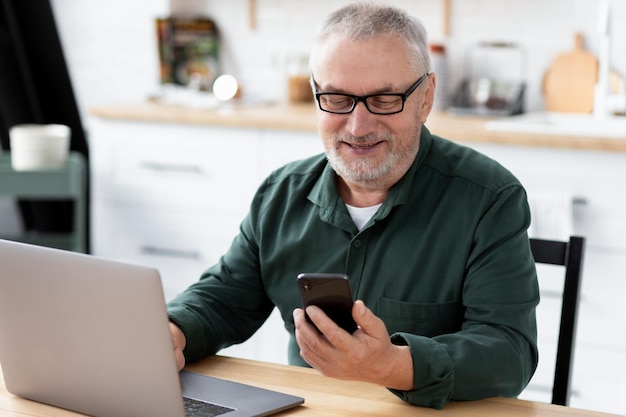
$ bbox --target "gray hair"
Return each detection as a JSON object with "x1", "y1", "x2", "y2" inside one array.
[{"x1": 310, "y1": 2, "x2": 430, "y2": 74}]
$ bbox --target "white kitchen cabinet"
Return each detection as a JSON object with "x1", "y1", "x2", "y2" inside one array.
[
  {"x1": 88, "y1": 116, "x2": 322, "y2": 364},
  {"x1": 89, "y1": 118, "x2": 261, "y2": 299},
  {"x1": 89, "y1": 114, "x2": 625, "y2": 414},
  {"x1": 259, "y1": 129, "x2": 323, "y2": 177},
  {"x1": 95, "y1": 205, "x2": 242, "y2": 300}
]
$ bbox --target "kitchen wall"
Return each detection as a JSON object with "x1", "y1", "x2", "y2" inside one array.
[
  {"x1": 49, "y1": 0, "x2": 168, "y2": 123},
  {"x1": 50, "y1": 0, "x2": 626, "y2": 119}
]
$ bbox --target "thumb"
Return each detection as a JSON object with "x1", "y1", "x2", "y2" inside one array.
[
  {"x1": 353, "y1": 300, "x2": 389, "y2": 338},
  {"x1": 352, "y1": 300, "x2": 376, "y2": 329}
]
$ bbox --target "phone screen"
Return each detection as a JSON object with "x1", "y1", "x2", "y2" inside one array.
[{"x1": 297, "y1": 273, "x2": 357, "y2": 334}]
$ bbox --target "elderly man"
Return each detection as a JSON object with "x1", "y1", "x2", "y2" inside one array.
[{"x1": 167, "y1": 3, "x2": 539, "y2": 409}]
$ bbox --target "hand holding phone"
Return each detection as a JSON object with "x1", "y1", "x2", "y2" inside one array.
[{"x1": 297, "y1": 273, "x2": 358, "y2": 334}]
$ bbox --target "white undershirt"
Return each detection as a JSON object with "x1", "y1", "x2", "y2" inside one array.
[{"x1": 345, "y1": 203, "x2": 383, "y2": 231}]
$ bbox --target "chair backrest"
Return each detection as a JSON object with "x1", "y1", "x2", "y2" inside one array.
[{"x1": 529, "y1": 236, "x2": 585, "y2": 406}]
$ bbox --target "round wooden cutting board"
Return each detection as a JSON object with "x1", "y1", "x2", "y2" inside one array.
[{"x1": 542, "y1": 33, "x2": 598, "y2": 113}]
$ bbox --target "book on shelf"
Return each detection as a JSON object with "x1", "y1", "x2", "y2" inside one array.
[{"x1": 156, "y1": 17, "x2": 220, "y2": 90}]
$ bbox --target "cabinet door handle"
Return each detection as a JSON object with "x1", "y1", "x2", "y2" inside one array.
[
  {"x1": 140, "y1": 161, "x2": 204, "y2": 174},
  {"x1": 540, "y1": 289, "x2": 585, "y2": 304},
  {"x1": 540, "y1": 290, "x2": 562, "y2": 299},
  {"x1": 140, "y1": 245, "x2": 201, "y2": 260},
  {"x1": 524, "y1": 383, "x2": 580, "y2": 398}
]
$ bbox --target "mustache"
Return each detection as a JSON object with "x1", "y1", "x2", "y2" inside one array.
[{"x1": 332, "y1": 131, "x2": 394, "y2": 144}]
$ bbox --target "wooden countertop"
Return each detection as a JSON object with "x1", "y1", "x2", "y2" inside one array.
[
  {"x1": 90, "y1": 101, "x2": 320, "y2": 132},
  {"x1": 89, "y1": 102, "x2": 626, "y2": 153}
]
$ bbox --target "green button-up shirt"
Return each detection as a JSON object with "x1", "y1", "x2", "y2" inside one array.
[{"x1": 167, "y1": 126, "x2": 539, "y2": 409}]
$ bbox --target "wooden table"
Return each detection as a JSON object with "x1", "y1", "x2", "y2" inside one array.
[{"x1": 1, "y1": 356, "x2": 620, "y2": 417}]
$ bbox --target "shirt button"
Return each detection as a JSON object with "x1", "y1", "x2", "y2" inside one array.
[{"x1": 353, "y1": 240, "x2": 362, "y2": 248}]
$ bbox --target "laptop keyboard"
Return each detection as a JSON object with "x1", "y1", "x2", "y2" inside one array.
[{"x1": 184, "y1": 396, "x2": 235, "y2": 417}]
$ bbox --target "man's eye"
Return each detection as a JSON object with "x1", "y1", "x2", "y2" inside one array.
[
  {"x1": 326, "y1": 96, "x2": 352, "y2": 106},
  {"x1": 369, "y1": 95, "x2": 400, "y2": 108}
]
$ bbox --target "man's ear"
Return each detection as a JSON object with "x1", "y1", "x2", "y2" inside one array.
[{"x1": 419, "y1": 73, "x2": 436, "y2": 123}]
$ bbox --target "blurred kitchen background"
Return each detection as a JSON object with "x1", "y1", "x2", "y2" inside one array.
[{"x1": 50, "y1": 0, "x2": 626, "y2": 119}]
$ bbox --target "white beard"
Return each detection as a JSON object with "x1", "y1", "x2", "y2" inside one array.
[{"x1": 325, "y1": 129, "x2": 420, "y2": 188}]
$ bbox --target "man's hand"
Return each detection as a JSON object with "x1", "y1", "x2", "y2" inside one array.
[
  {"x1": 293, "y1": 300, "x2": 413, "y2": 391},
  {"x1": 169, "y1": 322, "x2": 187, "y2": 371}
]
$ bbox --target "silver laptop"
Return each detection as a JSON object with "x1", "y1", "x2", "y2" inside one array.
[{"x1": 0, "y1": 239, "x2": 303, "y2": 417}]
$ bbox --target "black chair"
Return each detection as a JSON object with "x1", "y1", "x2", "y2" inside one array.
[{"x1": 529, "y1": 236, "x2": 585, "y2": 406}]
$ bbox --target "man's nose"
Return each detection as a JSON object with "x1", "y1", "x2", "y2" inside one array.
[{"x1": 344, "y1": 101, "x2": 377, "y2": 137}]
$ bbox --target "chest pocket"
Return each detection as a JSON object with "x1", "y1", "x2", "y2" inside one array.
[{"x1": 375, "y1": 297, "x2": 463, "y2": 337}]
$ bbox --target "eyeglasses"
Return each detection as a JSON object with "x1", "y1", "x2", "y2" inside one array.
[{"x1": 313, "y1": 72, "x2": 430, "y2": 115}]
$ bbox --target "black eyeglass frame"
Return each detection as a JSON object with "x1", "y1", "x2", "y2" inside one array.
[{"x1": 313, "y1": 72, "x2": 430, "y2": 115}]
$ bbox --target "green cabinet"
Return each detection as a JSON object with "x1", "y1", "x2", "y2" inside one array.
[{"x1": 0, "y1": 152, "x2": 86, "y2": 252}]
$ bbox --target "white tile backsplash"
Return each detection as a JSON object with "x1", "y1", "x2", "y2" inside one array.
[{"x1": 50, "y1": 0, "x2": 169, "y2": 124}]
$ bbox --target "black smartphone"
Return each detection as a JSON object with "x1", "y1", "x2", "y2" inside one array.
[{"x1": 297, "y1": 273, "x2": 358, "y2": 334}]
